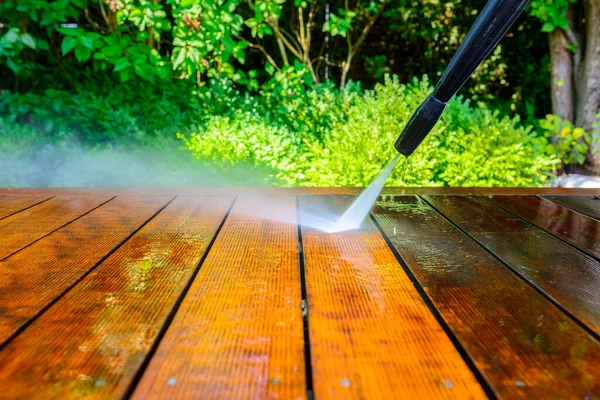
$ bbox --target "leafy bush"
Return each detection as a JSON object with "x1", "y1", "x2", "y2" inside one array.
[
  {"x1": 538, "y1": 114, "x2": 593, "y2": 167},
  {"x1": 0, "y1": 78, "x2": 246, "y2": 145},
  {"x1": 182, "y1": 76, "x2": 560, "y2": 187}
]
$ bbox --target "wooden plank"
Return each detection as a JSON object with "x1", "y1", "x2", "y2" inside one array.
[
  {"x1": 372, "y1": 195, "x2": 600, "y2": 399},
  {"x1": 0, "y1": 195, "x2": 173, "y2": 345},
  {"x1": 543, "y1": 195, "x2": 600, "y2": 221},
  {"x1": 423, "y1": 195, "x2": 600, "y2": 335},
  {"x1": 0, "y1": 196, "x2": 51, "y2": 220},
  {"x1": 373, "y1": 196, "x2": 600, "y2": 399},
  {"x1": 0, "y1": 195, "x2": 114, "y2": 260},
  {"x1": 490, "y1": 195, "x2": 600, "y2": 259},
  {"x1": 298, "y1": 196, "x2": 486, "y2": 399},
  {"x1": 132, "y1": 196, "x2": 306, "y2": 400},
  {"x1": 0, "y1": 196, "x2": 233, "y2": 399}
]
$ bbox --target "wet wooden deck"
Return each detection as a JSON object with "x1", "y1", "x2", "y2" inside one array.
[{"x1": 0, "y1": 188, "x2": 598, "y2": 399}]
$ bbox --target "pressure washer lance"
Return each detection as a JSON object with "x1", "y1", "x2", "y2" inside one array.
[{"x1": 395, "y1": 0, "x2": 531, "y2": 156}]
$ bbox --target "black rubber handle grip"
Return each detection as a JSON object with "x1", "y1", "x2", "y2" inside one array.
[{"x1": 394, "y1": 96, "x2": 446, "y2": 156}]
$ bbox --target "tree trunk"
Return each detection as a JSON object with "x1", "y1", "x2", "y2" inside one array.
[
  {"x1": 549, "y1": 29, "x2": 575, "y2": 123},
  {"x1": 576, "y1": 0, "x2": 600, "y2": 174}
]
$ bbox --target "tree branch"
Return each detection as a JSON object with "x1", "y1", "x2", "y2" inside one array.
[
  {"x1": 352, "y1": 1, "x2": 387, "y2": 54},
  {"x1": 236, "y1": 36, "x2": 281, "y2": 71}
]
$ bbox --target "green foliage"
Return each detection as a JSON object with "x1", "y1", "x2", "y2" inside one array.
[
  {"x1": 529, "y1": 0, "x2": 576, "y2": 32},
  {"x1": 376, "y1": 0, "x2": 551, "y2": 122},
  {"x1": 0, "y1": 80, "x2": 218, "y2": 144},
  {"x1": 323, "y1": 9, "x2": 356, "y2": 37},
  {"x1": 182, "y1": 76, "x2": 559, "y2": 187},
  {"x1": 539, "y1": 114, "x2": 597, "y2": 167}
]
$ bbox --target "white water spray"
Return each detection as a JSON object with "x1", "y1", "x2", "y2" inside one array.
[{"x1": 319, "y1": 154, "x2": 400, "y2": 233}]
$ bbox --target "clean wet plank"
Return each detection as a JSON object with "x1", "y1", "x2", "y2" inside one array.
[
  {"x1": 133, "y1": 196, "x2": 306, "y2": 399},
  {"x1": 373, "y1": 196, "x2": 600, "y2": 398},
  {"x1": 0, "y1": 195, "x2": 114, "y2": 260},
  {"x1": 0, "y1": 196, "x2": 51, "y2": 220},
  {"x1": 0, "y1": 196, "x2": 233, "y2": 399},
  {"x1": 490, "y1": 195, "x2": 600, "y2": 259},
  {"x1": 0, "y1": 196, "x2": 173, "y2": 345},
  {"x1": 423, "y1": 195, "x2": 600, "y2": 334},
  {"x1": 298, "y1": 196, "x2": 486, "y2": 399},
  {"x1": 543, "y1": 195, "x2": 600, "y2": 220}
]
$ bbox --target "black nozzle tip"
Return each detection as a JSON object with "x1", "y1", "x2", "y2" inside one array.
[{"x1": 395, "y1": 95, "x2": 446, "y2": 156}]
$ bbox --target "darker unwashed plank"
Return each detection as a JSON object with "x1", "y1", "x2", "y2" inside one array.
[
  {"x1": 424, "y1": 195, "x2": 600, "y2": 335},
  {"x1": 0, "y1": 195, "x2": 114, "y2": 260},
  {"x1": 0, "y1": 196, "x2": 232, "y2": 399},
  {"x1": 0, "y1": 196, "x2": 51, "y2": 220},
  {"x1": 490, "y1": 195, "x2": 600, "y2": 260},
  {"x1": 373, "y1": 196, "x2": 600, "y2": 399},
  {"x1": 543, "y1": 195, "x2": 600, "y2": 221},
  {"x1": 0, "y1": 195, "x2": 173, "y2": 345},
  {"x1": 299, "y1": 196, "x2": 486, "y2": 399},
  {"x1": 133, "y1": 196, "x2": 306, "y2": 400}
]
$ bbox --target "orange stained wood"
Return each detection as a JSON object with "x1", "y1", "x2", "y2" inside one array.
[
  {"x1": 424, "y1": 195, "x2": 600, "y2": 334},
  {"x1": 544, "y1": 195, "x2": 600, "y2": 220},
  {"x1": 0, "y1": 195, "x2": 114, "y2": 260},
  {"x1": 298, "y1": 196, "x2": 486, "y2": 399},
  {"x1": 0, "y1": 195, "x2": 173, "y2": 345},
  {"x1": 0, "y1": 195, "x2": 51, "y2": 220},
  {"x1": 490, "y1": 195, "x2": 600, "y2": 260},
  {"x1": 133, "y1": 196, "x2": 306, "y2": 400},
  {"x1": 0, "y1": 196, "x2": 233, "y2": 399},
  {"x1": 373, "y1": 195, "x2": 600, "y2": 399}
]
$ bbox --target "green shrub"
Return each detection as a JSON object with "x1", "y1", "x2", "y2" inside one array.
[
  {"x1": 538, "y1": 114, "x2": 598, "y2": 169},
  {"x1": 0, "y1": 78, "x2": 247, "y2": 146},
  {"x1": 183, "y1": 75, "x2": 560, "y2": 187}
]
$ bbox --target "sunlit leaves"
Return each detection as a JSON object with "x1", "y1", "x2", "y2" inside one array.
[{"x1": 539, "y1": 114, "x2": 594, "y2": 166}]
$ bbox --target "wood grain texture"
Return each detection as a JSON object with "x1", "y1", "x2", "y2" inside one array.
[
  {"x1": 423, "y1": 195, "x2": 600, "y2": 335},
  {"x1": 543, "y1": 195, "x2": 600, "y2": 220},
  {"x1": 373, "y1": 196, "x2": 600, "y2": 399},
  {"x1": 0, "y1": 196, "x2": 232, "y2": 399},
  {"x1": 0, "y1": 196, "x2": 173, "y2": 345},
  {"x1": 0, "y1": 195, "x2": 113, "y2": 260},
  {"x1": 133, "y1": 196, "x2": 306, "y2": 400},
  {"x1": 490, "y1": 195, "x2": 600, "y2": 259},
  {"x1": 299, "y1": 196, "x2": 486, "y2": 400},
  {"x1": 0, "y1": 196, "x2": 51, "y2": 220}
]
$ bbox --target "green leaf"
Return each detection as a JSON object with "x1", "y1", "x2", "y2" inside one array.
[
  {"x1": 58, "y1": 27, "x2": 83, "y2": 37},
  {"x1": 61, "y1": 36, "x2": 78, "y2": 55},
  {"x1": 74, "y1": 45, "x2": 92, "y2": 62},
  {"x1": 113, "y1": 57, "x2": 131, "y2": 72},
  {"x1": 541, "y1": 22, "x2": 555, "y2": 32},
  {"x1": 78, "y1": 35, "x2": 95, "y2": 50},
  {"x1": 222, "y1": 35, "x2": 235, "y2": 54},
  {"x1": 4, "y1": 28, "x2": 20, "y2": 44},
  {"x1": 265, "y1": 62, "x2": 275, "y2": 75},
  {"x1": 172, "y1": 47, "x2": 187, "y2": 69},
  {"x1": 103, "y1": 44, "x2": 122, "y2": 57},
  {"x1": 6, "y1": 59, "x2": 20, "y2": 74},
  {"x1": 120, "y1": 70, "x2": 131, "y2": 82},
  {"x1": 20, "y1": 33, "x2": 36, "y2": 49},
  {"x1": 37, "y1": 39, "x2": 50, "y2": 51},
  {"x1": 180, "y1": 0, "x2": 196, "y2": 7}
]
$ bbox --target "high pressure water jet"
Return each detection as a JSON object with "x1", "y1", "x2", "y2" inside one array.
[{"x1": 330, "y1": 0, "x2": 531, "y2": 232}]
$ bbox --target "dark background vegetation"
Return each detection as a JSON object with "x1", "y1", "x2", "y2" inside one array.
[{"x1": 0, "y1": 0, "x2": 598, "y2": 187}]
